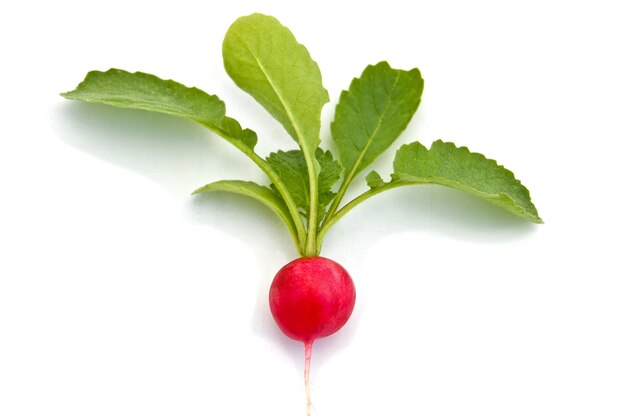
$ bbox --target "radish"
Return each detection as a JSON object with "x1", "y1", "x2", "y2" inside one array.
[
  {"x1": 270, "y1": 257, "x2": 355, "y2": 415},
  {"x1": 62, "y1": 12, "x2": 541, "y2": 416},
  {"x1": 270, "y1": 257, "x2": 356, "y2": 343}
]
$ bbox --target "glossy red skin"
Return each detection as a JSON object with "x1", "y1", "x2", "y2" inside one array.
[{"x1": 269, "y1": 257, "x2": 356, "y2": 343}]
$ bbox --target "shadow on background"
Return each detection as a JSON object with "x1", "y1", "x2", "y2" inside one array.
[
  {"x1": 52, "y1": 101, "x2": 253, "y2": 194},
  {"x1": 323, "y1": 182, "x2": 537, "y2": 250}
]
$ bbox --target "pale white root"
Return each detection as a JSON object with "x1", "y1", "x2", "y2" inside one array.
[{"x1": 304, "y1": 341, "x2": 313, "y2": 416}]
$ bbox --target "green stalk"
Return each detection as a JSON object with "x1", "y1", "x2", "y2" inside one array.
[
  {"x1": 204, "y1": 123, "x2": 308, "y2": 254},
  {"x1": 323, "y1": 169, "x2": 352, "y2": 228},
  {"x1": 322, "y1": 91, "x2": 400, "y2": 229},
  {"x1": 303, "y1": 149, "x2": 319, "y2": 257},
  {"x1": 321, "y1": 140, "x2": 376, "y2": 230},
  {"x1": 317, "y1": 181, "x2": 410, "y2": 253}
]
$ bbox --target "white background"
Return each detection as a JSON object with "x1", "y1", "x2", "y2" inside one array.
[{"x1": 1, "y1": 1, "x2": 625, "y2": 415}]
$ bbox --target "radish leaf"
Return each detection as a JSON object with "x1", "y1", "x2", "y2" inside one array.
[
  {"x1": 61, "y1": 69, "x2": 258, "y2": 150},
  {"x1": 223, "y1": 13, "x2": 330, "y2": 255},
  {"x1": 267, "y1": 150, "x2": 310, "y2": 215},
  {"x1": 332, "y1": 62, "x2": 423, "y2": 176},
  {"x1": 61, "y1": 68, "x2": 309, "y2": 248},
  {"x1": 325, "y1": 62, "x2": 423, "y2": 221},
  {"x1": 315, "y1": 149, "x2": 343, "y2": 223},
  {"x1": 391, "y1": 140, "x2": 542, "y2": 223},
  {"x1": 321, "y1": 139, "x2": 541, "y2": 241},
  {"x1": 365, "y1": 171, "x2": 386, "y2": 189},
  {"x1": 223, "y1": 13, "x2": 328, "y2": 157},
  {"x1": 267, "y1": 149, "x2": 342, "y2": 225},
  {"x1": 192, "y1": 180, "x2": 301, "y2": 253}
]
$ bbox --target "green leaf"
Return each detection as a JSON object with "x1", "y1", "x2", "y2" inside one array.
[
  {"x1": 318, "y1": 140, "x2": 541, "y2": 249},
  {"x1": 316, "y1": 149, "x2": 343, "y2": 216},
  {"x1": 266, "y1": 148, "x2": 342, "y2": 225},
  {"x1": 365, "y1": 170, "x2": 385, "y2": 189},
  {"x1": 62, "y1": 68, "x2": 311, "y2": 251},
  {"x1": 392, "y1": 140, "x2": 542, "y2": 223},
  {"x1": 61, "y1": 69, "x2": 257, "y2": 149},
  {"x1": 266, "y1": 150, "x2": 310, "y2": 213},
  {"x1": 222, "y1": 13, "x2": 329, "y2": 156},
  {"x1": 192, "y1": 180, "x2": 301, "y2": 252},
  {"x1": 332, "y1": 61, "x2": 424, "y2": 178}
]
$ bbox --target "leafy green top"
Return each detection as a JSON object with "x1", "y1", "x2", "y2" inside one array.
[
  {"x1": 332, "y1": 62, "x2": 423, "y2": 176},
  {"x1": 223, "y1": 14, "x2": 328, "y2": 156},
  {"x1": 222, "y1": 13, "x2": 329, "y2": 255},
  {"x1": 267, "y1": 149, "x2": 342, "y2": 226},
  {"x1": 61, "y1": 13, "x2": 541, "y2": 257},
  {"x1": 61, "y1": 69, "x2": 258, "y2": 150},
  {"x1": 392, "y1": 140, "x2": 541, "y2": 223}
]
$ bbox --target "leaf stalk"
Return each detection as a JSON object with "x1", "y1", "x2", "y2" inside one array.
[
  {"x1": 204, "y1": 123, "x2": 308, "y2": 255},
  {"x1": 304, "y1": 150, "x2": 319, "y2": 257}
]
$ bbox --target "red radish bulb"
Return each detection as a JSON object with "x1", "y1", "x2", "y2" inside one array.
[
  {"x1": 269, "y1": 256, "x2": 356, "y2": 415},
  {"x1": 269, "y1": 256, "x2": 356, "y2": 342}
]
